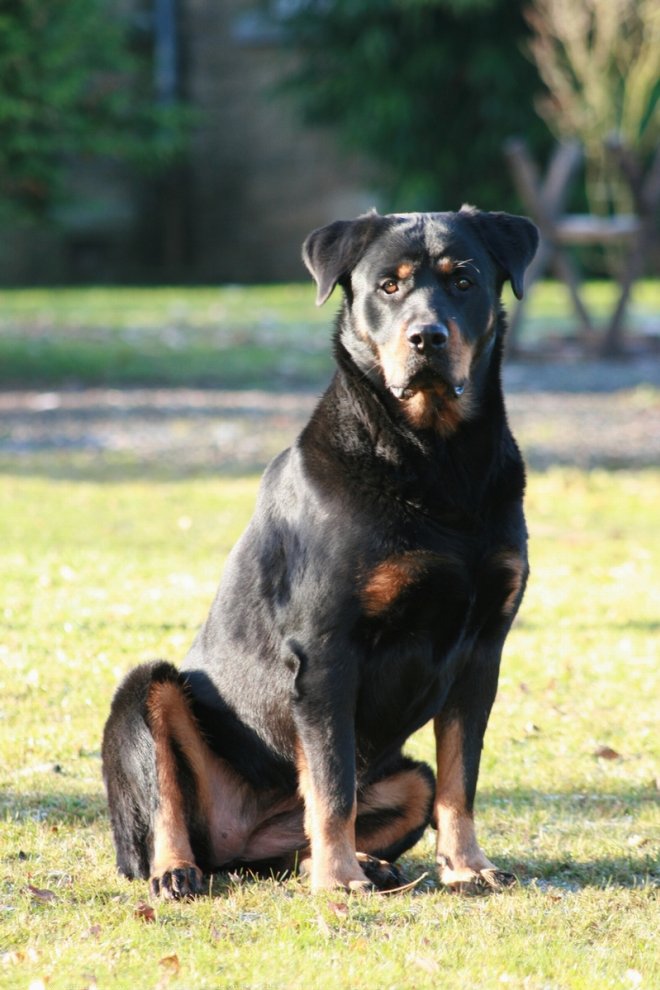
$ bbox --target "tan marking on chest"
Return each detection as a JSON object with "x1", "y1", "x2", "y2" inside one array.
[{"x1": 361, "y1": 550, "x2": 446, "y2": 617}]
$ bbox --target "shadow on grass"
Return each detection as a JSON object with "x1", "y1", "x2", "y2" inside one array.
[{"x1": 3, "y1": 785, "x2": 656, "y2": 892}]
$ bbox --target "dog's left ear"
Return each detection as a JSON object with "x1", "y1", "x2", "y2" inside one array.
[
  {"x1": 460, "y1": 206, "x2": 539, "y2": 300},
  {"x1": 302, "y1": 211, "x2": 390, "y2": 306}
]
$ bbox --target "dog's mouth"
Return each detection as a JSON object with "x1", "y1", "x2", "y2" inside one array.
[{"x1": 389, "y1": 376, "x2": 466, "y2": 402}]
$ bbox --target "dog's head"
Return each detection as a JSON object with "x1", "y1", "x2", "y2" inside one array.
[{"x1": 303, "y1": 207, "x2": 538, "y2": 432}]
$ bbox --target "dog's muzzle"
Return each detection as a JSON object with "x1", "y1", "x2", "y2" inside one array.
[{"x1": 389, "y1": 322, "x2": 466, "y2": 399}]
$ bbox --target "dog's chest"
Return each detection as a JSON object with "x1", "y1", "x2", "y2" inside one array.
[{"x1": 354, "y1": 529, "x2": 526, "y2": 724}]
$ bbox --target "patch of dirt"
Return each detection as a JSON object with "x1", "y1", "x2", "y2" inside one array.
[{"x1": 0, "y1": 357, "x2": 658, "y2": 472}]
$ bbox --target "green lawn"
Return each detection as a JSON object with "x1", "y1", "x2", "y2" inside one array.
[
  {"x1": 0, "y1": 279, "x2": 658, "y2": 387},
  {"x1": 0, "y1": 463, "x2": 658, "y2": 990}
]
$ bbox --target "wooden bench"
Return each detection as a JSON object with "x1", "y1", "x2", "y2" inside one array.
[{"x1": 503, "y1": 138, "x2": 659, "y2": 356}]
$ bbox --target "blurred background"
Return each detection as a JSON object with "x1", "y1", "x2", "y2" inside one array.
[{"x1": 0, "y1": 0, "x2": 657, "y2": 288}]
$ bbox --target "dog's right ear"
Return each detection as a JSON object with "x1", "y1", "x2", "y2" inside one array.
[{"x1": 302, "y1": 211, "x2": 387, "y2": 306}]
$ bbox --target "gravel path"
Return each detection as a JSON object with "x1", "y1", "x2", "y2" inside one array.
[{"x1": 1, "y1": 357, "x2": 658, "y2": 472}]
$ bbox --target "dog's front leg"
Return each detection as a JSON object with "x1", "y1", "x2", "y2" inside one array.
[
  {"x1": 290, "y1": 644, "x2": 370, "y2": 893},
  {"x1": 434, "y1": 639, "x2": 516, "y2": 894}
]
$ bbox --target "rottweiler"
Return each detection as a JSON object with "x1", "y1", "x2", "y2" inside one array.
[{"x1": 102, "y1": 206, "x2": 538, "y2": 899}]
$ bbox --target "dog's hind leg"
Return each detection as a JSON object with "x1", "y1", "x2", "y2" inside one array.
[
  {"x1": 354, "y1": 757, "x2": 435, "y2": 888},
  {"x1": 102, "y1": 661, "x2": 208, "y2": 899}
]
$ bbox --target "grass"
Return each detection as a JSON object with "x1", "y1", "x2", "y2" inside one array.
[
  {"x1": 0, "y1": 281, "x2": 658, "y2": 988},
  {"x1": 0, "y1": 285, "x2": 330, "y2": 389},
  {"x1": 0, "y1": 279, "x2": 658, "y2": 387},
  {"x1": 0, "y1": 462, "x2": 658, "y2": 990}
]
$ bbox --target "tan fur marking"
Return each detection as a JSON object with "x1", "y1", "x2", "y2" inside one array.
[
  {"x1": 377, "y1": 332, "x2": 411, "y2": 390},
  {"x1": 396, "y1": 261, "x2": 414, "y2": 280},
  {"x1": 361, "y1": 550, "x2": 441, "y2": 617},
  {"x1": 434, "y1": 718, "x2": 495, "y2": 885},
  {"x1": 446, "y1": 319, "x2": 473, "y2": 383},
  {"x1": 436, "y1": 257, "x2": 456, "y2": 275},
  {"x1": 400, "y1": 387, "x2": 473, "y2": 436},
  {"x1": 356, "y1": 768, "x2": 433, "y2": 854},
  {"x1": 492, "y1": 550, "x2": 526, "y2": 616},
  {"x1": 147, "y1": 682, "x2": 202, "y2": 877},
  {"x1": 296, "y1": 743, "x2": 366, "y2": 890}
]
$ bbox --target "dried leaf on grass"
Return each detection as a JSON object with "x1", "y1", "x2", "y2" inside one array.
[
  {"x1": 8, "y1": 947, "x2": 39, "y2": 966},
  {"x1": 26, "y1": 885, "x2": 57, "y2": 903},
  {"x1": 159, "y1": 954, "x2": 181, "y2": 975},
  {"x1": 328, "y1": 900, "x2": 349, "y2": 919},
  {"x1": 134, "y1": 901, "x2": 156, "y2": 923},
  {"x1": 593, "y1": 745, "x2": 622, "y2": 761}
]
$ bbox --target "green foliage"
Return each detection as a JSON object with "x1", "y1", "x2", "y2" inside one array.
[
  {"x1": 0, "y1": 0, "x2": 188, "y2": 220},
  {"x1": 281, "y1": 0, "x2": 552, "y2": 211}
]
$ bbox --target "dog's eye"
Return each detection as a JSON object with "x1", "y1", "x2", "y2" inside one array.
[
  {"x1": 453, "y1": 276, "x2": 473, "y2": 292},
  {"x1": 380, "y1": 279, "x2": 399, "y2": 295}
]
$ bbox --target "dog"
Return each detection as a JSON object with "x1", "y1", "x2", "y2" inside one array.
[{"x1": 102, "y1": 206, "x2": 538, "y2": 899}]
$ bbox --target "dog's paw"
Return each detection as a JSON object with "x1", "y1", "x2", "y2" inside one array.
[
  {"x1": 356, "y1": 853, "x2": 406, "y2": 892},
  {"x1": 149, "y1": 862, "x2": 205, "y2": 900},
  {"x1": 440, "y1": 864, "x2": 517, "y2": 896}
]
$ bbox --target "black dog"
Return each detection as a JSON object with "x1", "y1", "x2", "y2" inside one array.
[{"x1": 102, "y1": 206, "x2": 538, "y2": 898}]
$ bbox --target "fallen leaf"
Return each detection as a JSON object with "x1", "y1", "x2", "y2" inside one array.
[
  {"x1": 351, "y1": 937, "x2": 370, "y2": 951},
  {"x1": 159, "y1": 954, "x2": 180, "y2": 975},
  {"x1": 134, "y1": 902, "x2": 156, "y2": 923},
  {"x1": 26, "y1": 885, "x2": 57, "y2": 903},
  {"x1": 2, "y1": 951, "x2": 25, "y2": 966},
  {"x1": 87, "y1": 925, "x2": 102, "y2": 939},
  {"x1": 328, "y1": 900, "x2": 349, "y2": 919},
  {"x1": 593, "y1": 745, "x2": 622, "y2": 761}
]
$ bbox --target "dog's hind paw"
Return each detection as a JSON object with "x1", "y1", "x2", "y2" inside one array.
[
  {"x1": 356, "y1": 853, "x2": 406, "y2": 892},
  {"x1": 150, "y1": 862, "x2": 205, "y2": 900}
]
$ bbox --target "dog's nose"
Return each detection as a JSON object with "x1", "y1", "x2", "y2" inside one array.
[{"x1": 406, "y1": 323, "x2": 449, "y2": 354}]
